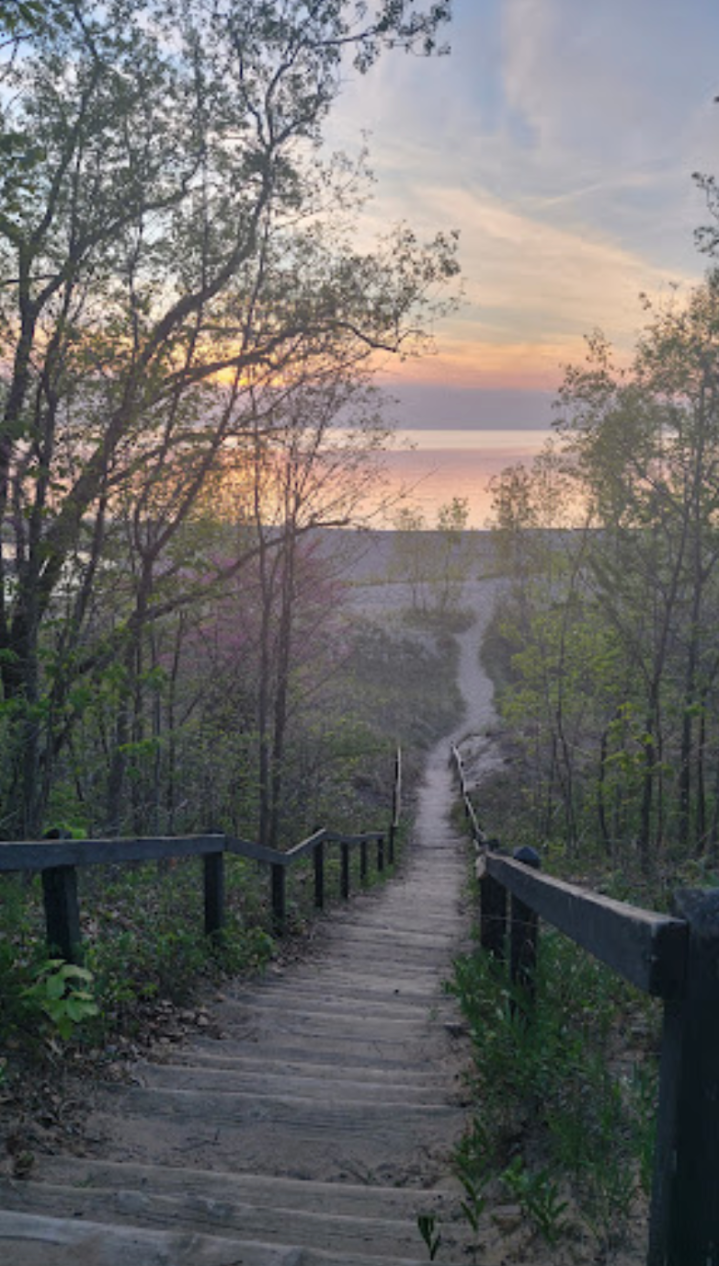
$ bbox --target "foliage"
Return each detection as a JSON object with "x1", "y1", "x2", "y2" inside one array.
[
  {"x1": 342, "y1": 618, "x2": 464, "y2": 756},
  {"x1": 447, "y1": 931, "x2": 658, "y2": 1251},
  {"x1": 22, "y1": 959, "x2": 99, "y2": 1041},
  {"x1": 500, "y1": 1157, "x2": 569, "y2": 1246},
  {"x1": 0, "y1": 751, "x2": 402, "y2": 1062},
  {"x1": 390, "y1": 497, "x2": 475, "y2": 616},
  {"x1": 0, "y1": 0, "x2": 458, "y2": 839},
  {"x1": 486, "y1": 271, "x2": 719, "y2": 875},
  {"x1": 416, "y1": 1212, "x2": 442, "y2": 1261}
]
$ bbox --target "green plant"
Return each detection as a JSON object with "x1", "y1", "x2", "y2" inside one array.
[
  {"x1": 416, "y1": 1211, "x2": 442, "y2": 1261},
  {"x1": 501, "y1": 1156, "x2": 569, "y2": 1246},
  {"x1": 454, "y1": 1117, "x2": 492, "y2": 1236},
  {"x1": 448, "y1": 930, "x2": 659, "y2": 1254},
  {"x1": 22, "y1": 959, "x2": 100, "y2": 1041}
]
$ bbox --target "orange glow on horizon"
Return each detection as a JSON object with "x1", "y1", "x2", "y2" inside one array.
[{"x1": 375, "y1": 333, "x2": 636, "y2": 394}]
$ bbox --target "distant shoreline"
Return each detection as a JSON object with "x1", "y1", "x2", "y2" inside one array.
[{"x1": 310, "y1": 526, "x2": 496, "y2": 584}]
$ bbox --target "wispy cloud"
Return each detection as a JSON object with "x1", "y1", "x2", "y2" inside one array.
[{"x1": 324, "y1": 0, "x2": 719, "y2": 406}]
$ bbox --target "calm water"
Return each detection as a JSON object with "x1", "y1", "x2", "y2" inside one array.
[{"x1": 374, "y1": 428, "x2": 552, "y2": 529}]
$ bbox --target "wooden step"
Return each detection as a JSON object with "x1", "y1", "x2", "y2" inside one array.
[
  {"x1": 0, "y1": 1209, "x2": 305, "y2": 1266},
  {"x1": 0, "y1": 720, "x2": 481, "y2": 1264},
  {"x1": 137, "y1": 1061, "x2": 462, "y2": 1105},
  {"x1": 152, "y1": 1048, "x2": 453, "y2": 1089},
  {"x1": 77, "y1": 1084, "x2": 465, "y2": 1184},
  {"x1": 0, "y1": 1208, "x2": 471, "y2": 1266},
  {"x1": 0, "y1": 1166, "x2": 459, "y2": 1261}
]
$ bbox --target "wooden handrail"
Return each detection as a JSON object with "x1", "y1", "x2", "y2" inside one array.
[
  {"x1": 450, "y1": 742, "x2": 719, "y2": 1266},
  {"x1": 0, "y1": 746, "x2": 403, "y2": 958},
  {"x1": 483, "y1": 851, "x2": 687, "y2": 1000},
  {"x1": 450, "y1": 742, "x2": 488, "y2": 845},
  {"x1": 0, "y1": 834, "x2": 227, "y2": 872}
]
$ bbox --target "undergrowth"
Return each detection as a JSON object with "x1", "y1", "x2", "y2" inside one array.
[
  {"x1": 0, "y1": 825, "x2": 404, "y2": 1077},
  {"x1": 445, "y1": 930, "x2": 659, "y2": 1257}
]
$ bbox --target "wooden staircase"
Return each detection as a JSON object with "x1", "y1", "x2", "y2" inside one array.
[{"x1": 0, "y1": 752, "x2": 473, "y2": 1265}]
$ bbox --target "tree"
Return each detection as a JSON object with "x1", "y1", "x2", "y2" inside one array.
[
  {"x1": 491, "y1": 272, "x2": 719, "y2": 869},
  {"x1": 0, "y1": 0, "x2": 457, "y2": 836},
  {"x1": 219, "y1": 369, "x2": 390, "y2": 849},
  {"x1": 390, "y1": 504, "x2": 429, "y2": 610},
  {"x1": 434, "y1": 495, "x2": 471, "y2": 614},
  {"x1": 390, "y1": 497, "x2": 473, "y2": 618}
]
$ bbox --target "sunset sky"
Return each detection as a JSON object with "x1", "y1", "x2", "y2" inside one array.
[{"x1": 327, "y1": 0, "x2": 719, "y2": 428}]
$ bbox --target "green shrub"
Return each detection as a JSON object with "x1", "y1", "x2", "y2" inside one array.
[
  {"x1": 447, "y1": 930, "x2": 659, "y2": 1250},
  {"x1": 22, "y1": 959, "x2": 99, "y2": 1041}
]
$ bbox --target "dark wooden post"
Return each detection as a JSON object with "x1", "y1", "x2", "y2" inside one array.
[
  {"x1": 479, "y1": 845, "x2": 507, "y2": 960},
  {"x1": 648, "y1": 888, "x2": 719, "y2": 1266},
  {"x1": 388, "y1": 747, "x2": 401, "y2": 866},
  {"x1": 377, "y1": 834, "x2": 385, "y2": 873},
  {"x1": 271, "y1": 862, "x2": 286, "y2": 934},
  {"x1": 510, "y1": 846, "x2": 541, "y2": 1011},
  {"x1": 203, "y1": 851, "x2": 225, "y2": 943},
  {"x1": 340, "y1": 842, "x2": 350, "y2": 900},
  {"x1": 42, "y1": 866, "x2": 82, "y2": 963},
  {"x1": 314, "y1": 841, "x2": 325, "y2": 909},
  {"x1": 360, "y1": 839, "x2": 368, "y2": 884}
]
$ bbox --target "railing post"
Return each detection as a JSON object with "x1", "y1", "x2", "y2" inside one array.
[
  {"x1": 314, "y1": 840, "x2": 325, "y2": 910},
  {"x1": 271, "y1": 862, "x2": 286, "y2": 934},
  {"x1": 377, "y1": 834, "x2": 385, "y2": 873},
  {"x1": 510, "y1": 846, "x2": 541, "y2": 1012},
  {"x1": 360, "y1": 839, "x2": 368, "y2": 884},
  {"x1": 389, "y1": 747, "x2": 401, "y2": 865},
  {"x1": 648, "y1": 888, "x2": 719, "y2": 1266},
  {"x1": 340, "y1": 842, "x2": 350, "y2": 900},
  {"x1": 42, "y1": 866, "x2": 82, "y2": 964},
  {"x1": 203, "y1": 849, "x2": 225, "y2": 943},
  {"x1": 479, "y1": 847, "x2": 507, "y2": 960}
]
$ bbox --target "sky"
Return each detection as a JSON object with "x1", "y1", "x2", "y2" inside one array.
[{"x1": 325, "y1": 0, "x2": 719, "y2": 429}]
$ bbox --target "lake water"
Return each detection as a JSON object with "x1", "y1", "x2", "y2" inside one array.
[{"x1": 374, "y1": 428, "x2": 553, "y2": 529}]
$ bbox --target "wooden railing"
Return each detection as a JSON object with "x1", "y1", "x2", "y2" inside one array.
[
  {"x1": 0, "y1": 749, "x2": 402, "y2": 965},
  {"x1": 451, "y1": 742, "x2": 719, "y2": 1266}
]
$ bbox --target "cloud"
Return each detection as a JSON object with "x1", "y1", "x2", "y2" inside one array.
[
  {"x1": 321, "y1": 0, "x2": 718, "y2": 400},
  {"x1": 363, "y1": 173, "x2": 694, "y2": 354},
  {"x1": 501, "y1": 0, "x2": 717, "y2": 167}
]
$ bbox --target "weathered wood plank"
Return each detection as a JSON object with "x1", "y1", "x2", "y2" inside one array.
[
  {"x1": 271, "y1": 863, "x2": 286, "y2": 934},
  {"x1": 478, "y1": 870, "x2": 507, "y2": 959},
  {"x1": 450, "y1": 742, "x2": 487, "y2": 844},
  {"x1": 341, "y1": 842, "x2": 350, "y2": 900},
  {"x1": 203, "y1": 852, "x2": 225, "y2": 941},
  {"x1": 42, "y1": 866, "x2": 82, "y2": 963},
  {"x1": 509, "y1": 847, "x2": 540, "y2": 1010},
  {"x1": 284, "y1": 828, "x2": 328, "y2": 863},
  {"x1": 1, "y1": 827, "x2": 386, "y2": 876},
  {"x1": 224, "y1": 836, "x2": 285, "y2": 866},
  {"x1": 648, "y1": 888, "x2": 719, "y2": 1265},
  {"x1": 313, "y1": 841, "x2": 325, "y2": 909},
  {"x1": 389, "y1": 747, "x2": 402, "y2": 864},
  {"x1": 322, "y1": 832, "x2": 383, "y2": 847},
  {"x1": 0, "y1": 835, "x2": 228, "y2": 872},
  {"x1": 485, "y1": 852, "x2": 687, "y2": 999},
  {"x1": 0, "y1": 1210, "x2": 295, "y2": 1266}
]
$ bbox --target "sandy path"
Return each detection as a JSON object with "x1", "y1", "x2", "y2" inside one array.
[
  {"x1": 352, "y1": 577, "x2": 504, "y2": 816},
  {"x1": 409, "y1": 580, "x2": 502, "y2": 886},
  {"x1": 449, "y1": 579, "x2": 503, "y2": 761}
]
